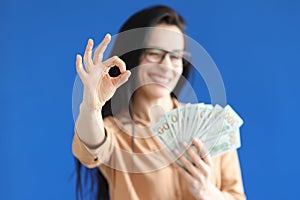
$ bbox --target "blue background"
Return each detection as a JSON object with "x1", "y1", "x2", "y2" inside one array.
[{"x1": 1, "y1": 0, "x2": 299, "y2": 199}]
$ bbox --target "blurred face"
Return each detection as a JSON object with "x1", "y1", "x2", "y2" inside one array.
[{"x1": 137, "y1": 24, "x2": 185, "y2": 99}]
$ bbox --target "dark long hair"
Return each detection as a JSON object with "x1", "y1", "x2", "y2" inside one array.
[{"x1": 75, "y1": 5, "x2": 191, "y2": 200}]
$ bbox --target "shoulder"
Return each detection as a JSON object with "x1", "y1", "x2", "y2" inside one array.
[{"x1": 217, "y1": 149, "x2": 241, "y2": 170}]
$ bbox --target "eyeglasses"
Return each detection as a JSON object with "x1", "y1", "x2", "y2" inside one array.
[{"x1": 143, "y1": 48, "x2": 191, "y2": 67}]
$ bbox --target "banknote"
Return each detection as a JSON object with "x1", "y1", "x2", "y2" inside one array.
[{"x1": 150, "y1": 103, "x2": 243, "y2": 165}]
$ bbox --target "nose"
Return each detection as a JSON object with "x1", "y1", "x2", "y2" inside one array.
[{"x1": 159, "y1": 53, "x2": 173, "y2": 68}]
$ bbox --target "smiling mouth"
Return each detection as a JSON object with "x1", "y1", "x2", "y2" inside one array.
[{"x1": 149, "y1": 73, "x2": 171, "y2": 86}]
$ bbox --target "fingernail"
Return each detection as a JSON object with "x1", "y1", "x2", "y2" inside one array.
[
  {"x1": 174, "y1": 149, "x2": 180, "y2": 155},
  {"x1": 193, "y1": 138, "x2": 199, "y2": 143},
  {"x1": 182, "y1": 141, "x2": 188, "y2": 147}
]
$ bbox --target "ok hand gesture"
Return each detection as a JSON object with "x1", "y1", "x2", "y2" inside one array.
[{"x1": 76, "y1": 34, "x2": 131, "y2": 110}]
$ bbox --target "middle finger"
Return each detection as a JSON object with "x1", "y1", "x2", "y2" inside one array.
[
  {"x1": 174, "y1": 149, "x2": 202, "y2": 181},
  {"x1": 93, "y1": 34, "x2": 111, "y2": 65}
]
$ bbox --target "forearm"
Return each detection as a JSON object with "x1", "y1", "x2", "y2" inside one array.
[{"x1": 75, "y1": 101, "x2": 105, "y2": 148}]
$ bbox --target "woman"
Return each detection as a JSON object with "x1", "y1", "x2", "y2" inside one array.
[{"x1": 73, "y1": 5, "x2": 246, "y2": 200}]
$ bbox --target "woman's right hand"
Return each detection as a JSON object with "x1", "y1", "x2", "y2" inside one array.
[{"x1": 76, "y1": 34, "x2": 131, "y2": 110}]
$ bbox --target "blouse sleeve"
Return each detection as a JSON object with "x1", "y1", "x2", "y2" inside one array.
[
  {"x1": 220, "y1": 150, "x2": 246, "y2": 200},
  {"x1": 72, "y1": 117, "x2": 116, "y2": 169}
]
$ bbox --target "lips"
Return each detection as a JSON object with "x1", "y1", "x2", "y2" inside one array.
[{"x1": 148, "y1": 73, "x2": 171, "y2": 86}]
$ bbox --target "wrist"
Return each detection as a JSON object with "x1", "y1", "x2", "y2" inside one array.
[
  {"x1": 81, "y1": 99, "x2": 104, "y2": 112},
  {"x1": 194, "y1": 182, "x2": 224, "y2": 200},
  {"x1": 82, "y1": 91, "x2": 105, "y2": 111},
  {"x1": 205, "y1": 182, "x2": 224, "y2": 200}
]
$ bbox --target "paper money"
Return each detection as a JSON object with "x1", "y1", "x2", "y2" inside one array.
[{"x1": 150, "y1": 103, "x2": 243, "y2": 165}]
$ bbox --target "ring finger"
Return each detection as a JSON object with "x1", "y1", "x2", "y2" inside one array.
[
  {"x1": 182, "y1": 142, "x2": 209, "y2": 177},
  {"x1": 83, "y1": 39, "x2": 94, "y2": 72}
]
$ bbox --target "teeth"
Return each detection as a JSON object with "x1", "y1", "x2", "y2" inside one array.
[{"x1": 151, "y1": 75, "x2": 169, "y2": 84}]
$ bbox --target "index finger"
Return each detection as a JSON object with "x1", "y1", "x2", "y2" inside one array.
[
  {"x1": 103, "y1": 56, "x2": 126, "y2": 73},
  {"x1": 93, "y1": 33, "x2": 111, "y2": 64}
]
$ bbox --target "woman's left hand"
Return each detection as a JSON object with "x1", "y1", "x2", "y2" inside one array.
[{"x1": 172, "y1": 138, "x2": 224, "y2": 200}]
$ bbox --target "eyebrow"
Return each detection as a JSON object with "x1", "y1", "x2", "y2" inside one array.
[{"x1": 145, "y1": 46, "x2": 185, "y2": 52}]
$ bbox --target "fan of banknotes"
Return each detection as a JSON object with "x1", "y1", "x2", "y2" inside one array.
[{"x1": 150, "y1": 103, "x2": 243, "y2": 164}]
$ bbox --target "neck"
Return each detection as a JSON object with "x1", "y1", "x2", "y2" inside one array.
[{"x1": 130, "y1": 91, "x2": 175, "y2": 125}]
